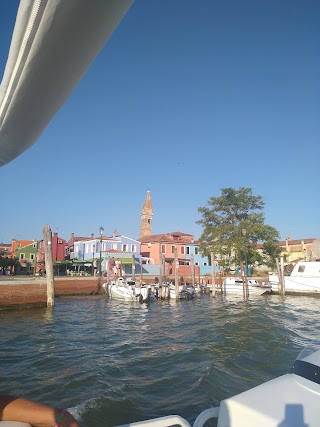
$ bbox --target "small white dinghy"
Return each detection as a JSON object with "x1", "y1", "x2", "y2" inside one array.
[{"x1": 113, "y1": 345, "x2": 320, "y2": 427}]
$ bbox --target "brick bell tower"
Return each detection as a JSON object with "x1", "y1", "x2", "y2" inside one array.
[{"x1": 139, "y1": 190, "x2": 153, "y2": 239}]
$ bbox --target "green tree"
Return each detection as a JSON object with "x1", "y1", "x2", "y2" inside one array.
[
  {"x1": 0, "y1": 255, "x2": 19, "y2": 270},
  {"x1": 197, "y1": 187, "x2": 281, "y2": 271}
]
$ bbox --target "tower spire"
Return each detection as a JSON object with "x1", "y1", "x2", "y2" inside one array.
[{"x1": 139, "y1": 190, "x2": 153, "y2": 239}]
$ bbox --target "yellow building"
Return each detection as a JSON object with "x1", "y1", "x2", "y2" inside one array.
[{"x1": 278, "y1": 238, "x2": 319, "y2": 263}]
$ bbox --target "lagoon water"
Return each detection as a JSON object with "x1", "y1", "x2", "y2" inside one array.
[{"x1": 1, "y1": 293, "x2": 320, "y2": 427}]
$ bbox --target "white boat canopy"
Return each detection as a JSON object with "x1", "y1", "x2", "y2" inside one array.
[{"x1": 0, "y1": 0, "x2": 133, "y2": 166}]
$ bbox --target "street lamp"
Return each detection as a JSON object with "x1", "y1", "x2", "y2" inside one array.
[
  {"x1": 99, "y1": 226, "x2": 104, "y2": 276},
  {"x1": 242, "y1": 228, "x2": 247, "y2": 277}
]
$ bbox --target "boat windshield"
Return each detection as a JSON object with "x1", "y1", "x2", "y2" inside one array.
[{"x1": 295, "y1": 344, "x2": 320, "y2": 361}]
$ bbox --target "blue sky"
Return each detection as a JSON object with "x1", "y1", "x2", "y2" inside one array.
[{"x1": 1, "y1": 0, "x2": 319, "y2": 244}]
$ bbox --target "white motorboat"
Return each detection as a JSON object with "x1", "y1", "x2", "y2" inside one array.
[
  {"x1": 102, "y1": 277, "x2": 155, "y2": 303},
  {"x1": 219, "y1": 277, "x2": 271, "y2": 295},
  {"x1": 269, "y1": 261, "x2": 320, "y2": 293},
  {"x1": 113, "y1": 345, "x2": 320, "y2": 427},
  {"x1": 162, "y1": 283, "x2": 195, "y2": 300}
]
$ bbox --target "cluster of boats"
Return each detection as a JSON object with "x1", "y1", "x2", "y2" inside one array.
[
  {"x1": 101, "y1": 278, "x2": 198, "y2": 303},
  {"x1": 101, "y1": 261, "x2": 320, "y2": 303}
]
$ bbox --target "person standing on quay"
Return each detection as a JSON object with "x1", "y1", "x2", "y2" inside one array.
[
  {"x1": 115, "y1": 258, "x2": 122, "y2": 277},
  {"x1": 109, "y1": 257, "x2": 116, "y2": 277},
  {"x1": 93, "y1": 258, "x2": 98, "y2": 277}
]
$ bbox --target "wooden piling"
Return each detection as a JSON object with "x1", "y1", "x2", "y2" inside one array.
[
  {"x1": 280, "y1": 255, "x2": 285, "y2": 296},
  {"x1": 139, "y1": 258, "x2": 143, "y2": 285},
  {"x1": 132, "y1": 254, "x2": 136, "y2": 280},
  {"x1": 174, "y1": 248, "x2": 179, "y2": 300},
  {"x1": 242, "y1": 274, "x2": 246, "y2": 299},
  {"x1": 211, "y1": 252, "x2": 216, "y2": 297},
  {"x1": 43, "y1": 224, "x2": 54, "y2": 307},
  {"x1": 276, "y1": 258, "x2": 284, "y2": 295},
  {"x1": 159, "y1": 249, "x2": 163, "y2": 288},
  {"x1": 191, "y1": 255, "x2": 195, "y2": 287}
]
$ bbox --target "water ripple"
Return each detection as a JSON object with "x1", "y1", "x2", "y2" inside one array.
[{"x1": 1, "y1": 295, "x2": 320, "y2": 426}]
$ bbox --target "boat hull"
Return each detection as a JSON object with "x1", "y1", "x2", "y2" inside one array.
[
  {"x1": 220, "y1": 278, "x2": 271, "y2": 295},
  {"x1": 269, "y1": 262, "x2": 320, "y2": 293}
]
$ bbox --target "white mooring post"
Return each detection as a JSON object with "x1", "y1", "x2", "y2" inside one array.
[{"x1": 43, "y1": 224, "x2": 55, "y2": 307}]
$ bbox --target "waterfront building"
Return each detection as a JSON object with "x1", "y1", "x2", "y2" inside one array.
[
  {"x1": 277, "y1": 238, "x2": 318, "y2": 263},
  {"x1": 72, "y1": 230, "x2": 141, "y2": 273},
  {"x1": 139, "y1": 231, "x2": 208, "y2": 280},
  {"x1": 13, "y1": 240, "x2": 38, "y2": 275}
]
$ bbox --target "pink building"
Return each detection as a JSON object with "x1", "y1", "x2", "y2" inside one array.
[{"x1": 140, "y1": 231, "x2": 200, "y2": 277}]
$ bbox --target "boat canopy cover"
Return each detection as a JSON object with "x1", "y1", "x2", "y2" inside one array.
[{"x1": 0, "y1": 0, "x2": 133, "y2": 166}]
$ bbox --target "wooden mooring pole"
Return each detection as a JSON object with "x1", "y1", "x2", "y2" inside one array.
[
  {"x1": 174, "y1": 248, "x2": 179, "y2": 300},
  {"x1": 159, "y1": 249, "x2": 163, "y2": 288},
  {"x1": 276, "y1": 257, "x2": 285, "y2": 296},
  {"x1": 43, "y1": 224, "x2": 54, "y2": 307},
  {"x1": 132, "y1": 254, "x2": 136, "y2": 280},
  {"x1": 191, "y1": 254, "x2": 195, "y2": 288},
  {"x1": 211, "y1": 252, "x2": 216, "y2": 297},
  {"x1": 280, "y1": 255, "x2": 285, "y2": 296}
]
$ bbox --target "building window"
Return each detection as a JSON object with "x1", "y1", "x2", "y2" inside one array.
[
  {"x1": 181, "y1": 246, "x2": 185, "y2": 255},
  {"x1": 195, "y1": 262, "x2": 199, "y2": 266},
  {"x1": 195, "y1": 247, "x2": 199, "y2": 255},
  {"x1": 186, "y1": 247, "x2": 190, "y2": 255},
  {"x1": 204, "y1": 262, "x2": 207, "y2": 266},
  {"x1": 20, "y1": 253, "x2": 25, "y2": 260},
  {"x1": 30, "y1": 254, "x2": 35, "y2": 261},
  {"x1": 33, "y1": 243, "x2": 37, "y2": 248},
  {"x1": 131, "y1": 245, "x2": 136, "y2": 252},
  {"x1": 123, "y1": 244, "x2": 127, "y2": 252},
  {"x1": 161, "y1": 245, "x2": 165, "y2": 253},
  {"x1": 112, "y1": 243, "x2": 117, "y2": 250},
  {"x1": 171, "y1": 246, "x2": 175, "y2": 254}
]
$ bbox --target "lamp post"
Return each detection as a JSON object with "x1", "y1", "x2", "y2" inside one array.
[{"x1": 99, "y1": 226, "x2": 104, "y2": 276}]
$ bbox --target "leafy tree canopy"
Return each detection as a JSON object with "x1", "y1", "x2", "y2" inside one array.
[
  {"x1": 0, "y1": 255, "x2": 18, "y2": 268},
  {"x1": 197, "y1": 187, "x2": 281, "y2": 269}
]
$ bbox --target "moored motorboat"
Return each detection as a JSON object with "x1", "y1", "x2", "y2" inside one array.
[
  {"x1": 102, "y1": 277, "x2": 155, "y2": 303},
  {"x1": 220, "y1": 277, "x2": 271, "y2": 295},
  {"x1": 168, "y1": 283, "x2": 195, "y2": 300},
  {"x1": 269, "y1": 261, "x2": 320, "y2": 293}
]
